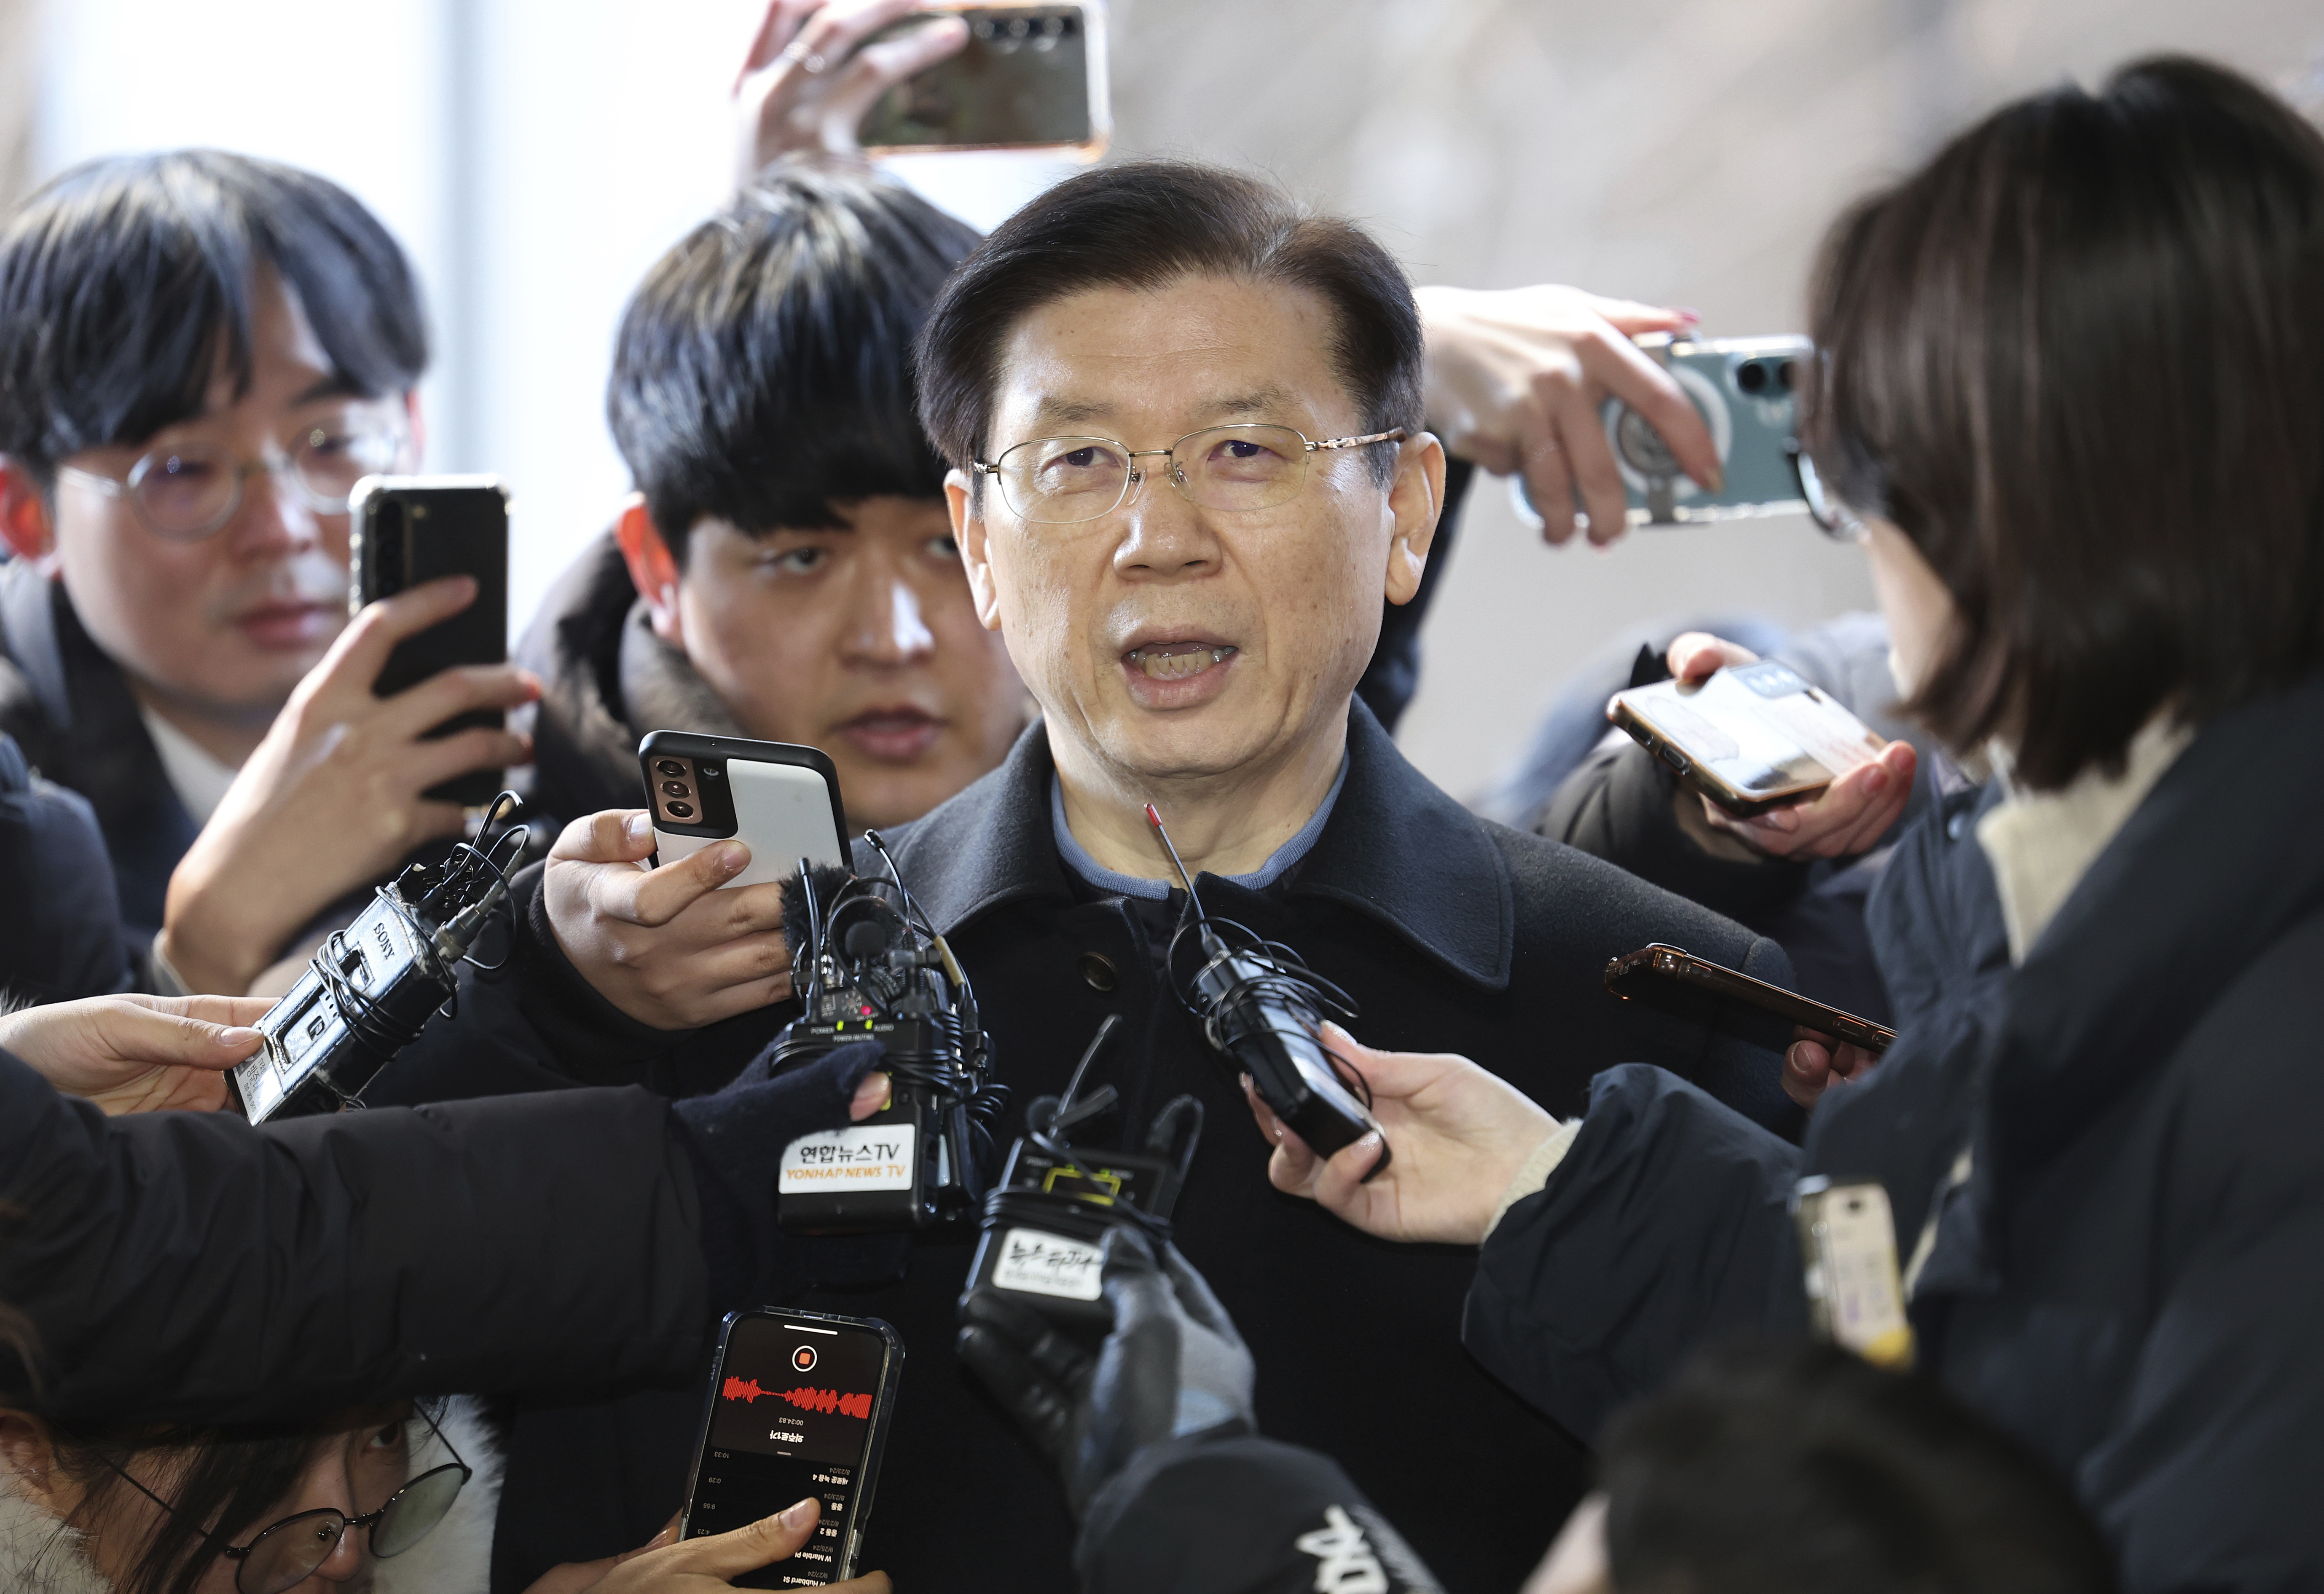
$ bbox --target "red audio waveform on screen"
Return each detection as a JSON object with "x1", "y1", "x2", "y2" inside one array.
[{"x1": 722, "y1": 1378, "x2": 870, "y2": 1419}]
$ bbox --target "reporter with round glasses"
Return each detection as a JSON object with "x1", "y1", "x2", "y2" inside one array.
[
  {"x1": 0, "y1": 152, "x2": 538, "y2": 999},
  {"x1": 0, "y1": 1392, "x2": 881, "y2": 1594}
]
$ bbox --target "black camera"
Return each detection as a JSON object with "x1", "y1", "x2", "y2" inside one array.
[
  {"x1": 963, "y1": 1015, "x2": 1202, "y2": 1336},
  {"x1": 231, "y1": 794, "x2": 528, "y2": 1123},
  {"x1": 770, "y1": 834, "x2": 1005, "y2": 1234}
]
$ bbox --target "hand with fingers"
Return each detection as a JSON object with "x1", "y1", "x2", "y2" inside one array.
[
  {"x1": 0, "y1": 992, "x2": 273, "y2": 1114},
  {"x1": 157, "y1": 576, "x2": 539, "y2": 996},
  {"x1": 544, "y1": 810, "x2": 795, "y2": 1030},
  {"x1": 1782, "y1": 1025, "x2": 1882, "y2": 1109},
  {"x1": 958, "y1": 1226, "x2": 1256, "y2": 1519},
  {"x1": 733, "y1": 0, "x2": 970, "y2": 181},
  {"x1": 1655, "y1": 631, "x2": 1918, "y2": 863},
  {"x1": 521, "y1": 1500, "x2": 890, "y2": 1594},
  {"x1": 1245, "y1": 1023, "x2": 1560, "y2": 1248},
  {"x1": 1416, "y1": 283, "x2": 1722, "y2": 547}
]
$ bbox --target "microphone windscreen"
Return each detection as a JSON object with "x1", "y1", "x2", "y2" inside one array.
[{"x1": 780, "y1": 863, "x2": 862, "y2": 964}]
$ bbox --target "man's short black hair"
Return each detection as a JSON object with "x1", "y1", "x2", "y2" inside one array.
[
  {"x1": 0, "y1": 150, "x2": 427, "y2": 488},
  {"x1": 1600, "y1": 1340, "x2": 2115, "y2": 1594},
  {"x1": 1807, "y1": 55, "x2": 2324, "y2": 791},
  {"x1": 913, "y1": 159, "x2": 1422, "y2": 490},
  {"x1": 607, "y1": 160, "x2": 982, "y2": 566}
]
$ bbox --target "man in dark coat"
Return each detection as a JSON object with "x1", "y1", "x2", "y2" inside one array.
[{"x1": 384, "y1": 158, "x2": 1792, "y2": 1594}]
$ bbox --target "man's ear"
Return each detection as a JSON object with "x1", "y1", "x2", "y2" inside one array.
[
  {"x1": 614, "y1": 496, "x2": 687, "y2": 646},
  {"x1": 1382, "y1": 431, "x2": 1447, "y2": 607},
  {"x1": 947, "y1": 469, "x2": 1004, "y2": 633},
  {"x1": 0, "y1": 1410, "x2": 70, "y2": 1511},
  {"x1": 0, "y1": 459, "x2": 55, "y2": 564}
]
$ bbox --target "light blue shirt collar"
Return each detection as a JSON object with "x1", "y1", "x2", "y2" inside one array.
[{"x1": 1049, "y1": 757, "x2": 1351, "y2": 901}]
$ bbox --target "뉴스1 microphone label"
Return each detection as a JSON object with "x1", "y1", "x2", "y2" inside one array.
[
  {"x1": 779, "y1": 1123, "x2": 916, "y2": 1193},
  {"x1": 991, "y1": 1227, "x2": 1104, "y2": 1300}
]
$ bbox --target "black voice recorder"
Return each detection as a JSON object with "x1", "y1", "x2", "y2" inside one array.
[
  {"x1": 1145, "y1": 804, "x2": 1390, "y2": 1173},
  {"x1": 964, "y1": 1015, "x2": 1202, "y2": 1336},
  {"x1": 231, "y1": 794, "x2": 528, "y2": 1122}
]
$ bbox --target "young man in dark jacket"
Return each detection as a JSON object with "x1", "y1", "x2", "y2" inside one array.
[
  {"x1": 0, "y1": 152, "x2": 534, "y2": 994},
  {"x1": 518, "y1": 162, "x2": 1034, "y2": 844},
  {"x1": 388, "y1": 161, "x2": 1795, "y2": 1594}
]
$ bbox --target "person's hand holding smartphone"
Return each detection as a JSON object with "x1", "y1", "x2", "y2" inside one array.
[
  {"x1": 1653, "y1": 632, "x2": 1916, "y2": 862},
  {"x1": 1245, "y1": 1022, "x2": 1562, "y2": 1248},
  {"x1": 157, "y1": 576, "x2": 537, "y2": 997},
  {"x1": 542, "y1": 810, "x2": 797, "y2": 1030},
  {"x1": 1416, "y1": 283, "x2": 1722, "y2": 547},
  {"x1": 732, "y1": 0, "x2": 970, "y2": 180},
  {"x1": 519, "y1": 1502, "x2": 891, "y2": 1594},
  {"x1": 1784, "y1": 1027, "x2": 1882, "y2": 1108}
]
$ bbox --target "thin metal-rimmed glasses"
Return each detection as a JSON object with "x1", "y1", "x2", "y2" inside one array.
[
  {"x1": 973, "y1": 423, "x2": 1409, "y2": 526},
  {"x1": 55, "y1": 413, "x2": 407, "y2": 542},
  {"x1": 1785, "y1": 438, "x2": 1868, "y2": 542},
  {"x1": 98, "y1": 1406, "x2": 472, "y2": 1594}
]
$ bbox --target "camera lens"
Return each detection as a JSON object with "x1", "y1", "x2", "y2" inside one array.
[
  {"x1": 1777, "y1": 360, "x2": 1798, "y2": 392},
  {"x1": 1736, "y1": 362, "x2": 1768, "y2": 396},
  {"x1": 661, "y1": 781, "x2": 690, "y2": 798},
  {"x1": 665, "y1": 801, "x2": 694, "y2": 819},
  {"x1": 655, "y1": 759, "x2": 686, "y2": 777}
]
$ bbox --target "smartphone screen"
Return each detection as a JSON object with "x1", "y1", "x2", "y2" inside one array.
[
  {"x1": 859, "y1": 6, "x2": 1101, "y2": 152},
  {"x1": 682, "y1": 1311, "x2": 902, "y2": 1588}
]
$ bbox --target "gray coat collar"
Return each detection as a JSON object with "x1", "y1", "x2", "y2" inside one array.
[{"x1": 884, "y1": 697, "x2": 1514, "y2": 990}]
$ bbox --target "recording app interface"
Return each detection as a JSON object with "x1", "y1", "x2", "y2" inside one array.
[{"x1": 687, "y1": 1315, "x2": 888, "y2": 1588}]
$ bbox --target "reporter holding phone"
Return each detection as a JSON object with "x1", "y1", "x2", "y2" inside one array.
[
  {"x1": 0, "y1": 152, "x2": 537, "y2": 999},
  {"x1": 1246, "y1": 58, "x2": 2324, "y2": 1593}
]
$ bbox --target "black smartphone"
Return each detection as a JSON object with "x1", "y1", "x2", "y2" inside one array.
[
  {"x1": 858, "y1": 4, "x2": 1108, "y2": 155},
  {"x1": 349, "y1": 476, "x2": 510, "y2": 807},
  {"x1": 638, "y1": 731, "x2": 849, "y2": 890},
  {"x1": 1604, "y1": 943, "x2": 1896, "y2": 1053},
  {"x1": 680, "y1": 1309, "x2": 904, "y2": 1587}
]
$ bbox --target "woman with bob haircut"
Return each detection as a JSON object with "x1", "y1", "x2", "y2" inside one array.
[{"x1": 1240, "y1": 54, "x2": 2324, "y2": 1592}]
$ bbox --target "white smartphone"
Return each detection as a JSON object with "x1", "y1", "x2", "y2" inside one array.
[{"x1": 638, "y1": 731, "x2": 848, "y2": 890}]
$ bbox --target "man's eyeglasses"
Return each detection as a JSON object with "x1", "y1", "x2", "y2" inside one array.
[
  {"x1": 56, "y1": 416, "x2": 406, "y2": 542},
  {"x1": 973, "y1": 423, "x2": 1408, "y2": 526},
  {"x1": 98, "y1": 1406, "x2": 472, "y2": 1594}
]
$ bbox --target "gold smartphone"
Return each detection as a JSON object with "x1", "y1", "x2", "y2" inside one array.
[
  {"x1": 1604, "y1": 943, "x2": 1896, "y2": 1053},
  {"x1": 858, "y1": 4, "x2": 1109, "y2": 158},
  {"x1": 1609, "y1": 659, "x2": 1888, "y2": 818}
]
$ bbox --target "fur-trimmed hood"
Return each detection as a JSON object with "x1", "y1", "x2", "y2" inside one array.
[{"x1": 0, "y1": 1399, "x2": 500, "y2": 1594}]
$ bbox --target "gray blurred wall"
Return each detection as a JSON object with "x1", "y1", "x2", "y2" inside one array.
[{"x1": 1104, "y1": 0, "x2": 2324, "y2": 797}]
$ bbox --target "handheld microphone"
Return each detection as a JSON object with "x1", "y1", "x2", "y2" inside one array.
[
  {"x1": 231, "y1": 793, "x2": 529, "y2": 1123},
  {"x1": 1145, "y1": 804, "x2": 1390, "y2": 1176}
]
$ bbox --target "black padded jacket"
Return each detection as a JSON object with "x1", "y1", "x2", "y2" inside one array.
[{"x1": 1465, "y1": 673, "x2": 2324, "y2": 1592}]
